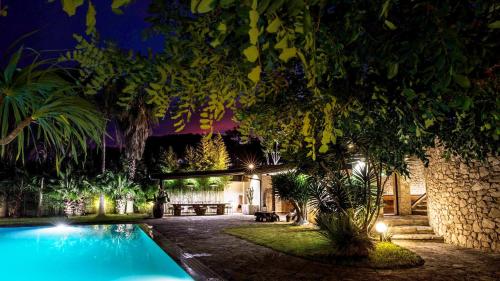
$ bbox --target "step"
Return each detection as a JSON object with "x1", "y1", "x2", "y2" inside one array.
[
  {"x1": 391, "y1": 225, "x2": 434, "y2": 234},
  {"x1": 392, "y1": 233, "x2": 444, "y2": 241},
  {"x1": 384, "y1": 216, "x2": 429, "y2": 226},
  {"x1": 412, "y1": 210, "x2": 428, "y2": 216}
]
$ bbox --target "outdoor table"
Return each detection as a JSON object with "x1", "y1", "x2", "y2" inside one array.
[{"x1": 171, "y1": 203, "x2": 226, "y2": 216}]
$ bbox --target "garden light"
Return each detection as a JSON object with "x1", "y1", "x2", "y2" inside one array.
[{"x1": 375, "y1": 222, "x2": 388, "y2": 241}]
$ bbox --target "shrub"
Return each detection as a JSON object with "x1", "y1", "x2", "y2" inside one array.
[{"x1": 316, "y1": 212, "x2": 374, "y2": 257}]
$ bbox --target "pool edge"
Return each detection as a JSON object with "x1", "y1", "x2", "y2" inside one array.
[{"x1": 139, "y1": 223, "x2": 225, "y2": 281}]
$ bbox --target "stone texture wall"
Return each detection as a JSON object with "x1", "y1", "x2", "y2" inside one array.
[
  {"x1": 425, "y1": 147, "x2": 500, "y2": 252},
  {"x1": 407, "y1": 158, "x2": 427, "y2": 195}
]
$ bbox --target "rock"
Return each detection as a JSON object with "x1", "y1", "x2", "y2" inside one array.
[
  {"x1": 482, "y1": 219, "x2": 495, "y2": 229},
  {"x1": 488, "y1": 208, "x2": 500, "y2": 219},
  {"x1": 473, "y1": 221, "x2": 482, "y2": 232}
]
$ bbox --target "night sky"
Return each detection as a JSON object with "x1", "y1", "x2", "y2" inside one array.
[{"x1": 0, "y1": 0, "x2": 236, "y2": 136}]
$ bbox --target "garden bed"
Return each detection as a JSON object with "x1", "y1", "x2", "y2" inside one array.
[{"x1": 224, "y1": 224, "x2": 424, "y2": 269}]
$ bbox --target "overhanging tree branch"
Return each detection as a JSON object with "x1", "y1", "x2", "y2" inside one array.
[{"x1": 0, "y1": 116, "x2": 33, "y2": 146}]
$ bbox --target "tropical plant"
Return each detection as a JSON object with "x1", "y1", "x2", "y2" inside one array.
[
  {"x1": 51, "y1": 170, "x2": 89, "y2": 216},
  {"x1": 272, "y1": 171, "x2": 310, "y2": 225},
  {"x1": 0, "y1": 47, "x2": 105, "y2": 167},
  {"x1": 100, "y1": 171, "x2": 139, "y2": 214},
  {"x1": 316, "y1": 212, "x2": 374, "y2": 257}
]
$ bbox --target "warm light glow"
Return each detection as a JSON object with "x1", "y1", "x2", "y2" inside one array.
[
  {"x1": 353, "y1": 160, "x2": 366, "y2": 172},
  {"x1": 248, "y1": 163, "x2": 255, "y2": 170},
  {"x1": 375, "y1": 222, "x2": 388, "y2": 233}
]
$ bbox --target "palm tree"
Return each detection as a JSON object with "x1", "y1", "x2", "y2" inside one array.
[{"x1": 0, "y1": 47, "x2": 105, "y2": 165}]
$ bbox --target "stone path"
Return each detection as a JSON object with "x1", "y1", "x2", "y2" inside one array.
[{"x1": 146, "y1": 215, "x2": 500, "y2": 281}]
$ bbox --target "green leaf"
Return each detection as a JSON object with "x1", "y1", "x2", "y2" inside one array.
[
  {"x1": 279, "y1": 47, "x2": 297, "y2": 62},
  {"x1": 387, "y1": 62, "x2": 398, "y2": 79},
  {"x1": 274, "y1": 37, "x2": 287, "y2": 49},
  {"x1": 487, "y1": 21, "x2": 500, "y2": 29},
  {"x1": 191, "y1": 0, "x2": 201, "y2": 13},
  {"x1": 247, "y1": 65, "x2": 261, "y2": 84},
  {"x1": 248, "y1": 27, "x2": 259, "y2": 45},
  {"x1": 85, "y1": 1, "x2": 96, "y2": 35},
  {"x1": 249, "y1": 10, "x2": 259, "y2": 27},
  {"x1": 111, "y1": 0, "x2": 131, "y2": 9},
  {"x1": 424, "y1": 118, "x2": 434, "y2": 129},
  {"x1": 319, "y1": 144, "x2": 328, "y2": 153},
  {"x1": 217, "y1": 22, "x2": 227, "y2": 33},
  {"x1": 453, "y1": 74, "x2": 471, "y2": 88},
  {"x1": 384, "y1": 19, "x2": 397, "y2": 30},
  {"x1": 243, "y1": 45, "x2": 259, "y2": 62},
  {"x1": 266, "y1": 17, "x2": 281, "y2": 33},
  {"x1": 61, "y1": 0, "x2": 84, "y2": 16},
  {"x1": 197, "y1": 0, "x2": 216, "y2": 13},
  {"x1": 4, "y1": 47, "x2": 22, "y2": 82}
]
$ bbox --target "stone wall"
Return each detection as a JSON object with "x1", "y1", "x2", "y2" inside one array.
[
  {"x1": 425, "y1": 147, "x2": 500, "y2": 252},
  {"x1": 407, "y1": 158, "x2": 427, "y2": 195}
]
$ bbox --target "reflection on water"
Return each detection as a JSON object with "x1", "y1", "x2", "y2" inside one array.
[{"x1": 0, "y1": 224, "x2": 193, "y2": 281}]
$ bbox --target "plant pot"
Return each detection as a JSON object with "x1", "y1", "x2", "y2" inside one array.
[
  {"x1": 152, "y1": 200, "x2": 164, "y2": 218},
  {"x1": 242, "y1": 204, "x2": 258, "y2": 215},
  {"x1": 116, "y1": 199, "x2": 126, "y2": 215},
  {"x1": 125, "y1": 199, "x2": 134, "y2": 214},
  {"x1": 194, "y1": 205, "x2": 207, "y2": 216}
]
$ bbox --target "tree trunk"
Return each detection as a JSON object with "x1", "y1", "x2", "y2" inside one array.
[
  {"x1": 101, "y1": 129, "x2": 106, "y2": 174},
  {"x1": 36, "y1": 178, "x2": 44, "y2": 217},
  {"x1": 0, "y1": 116, "x2": 33, "y2": 145},
  {"x1": 97, "y1": 193, "x2": 105, "y2": 217}
]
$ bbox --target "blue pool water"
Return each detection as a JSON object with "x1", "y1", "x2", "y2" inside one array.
[{"x1": 0, "y1": 224, "x2": 193, "y2": 281}]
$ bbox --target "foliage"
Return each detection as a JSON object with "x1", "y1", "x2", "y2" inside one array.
[
  {"x1": 157, "y1": 146, "x2": 179, "y2": 173},
  {"x1": 316, "y1": 212, "x2": 374, "y2": 257},
  {"x1": 308, "y1": 156, "x2": 388, "y2": 234},
  {"x1": 182, "y1": 0, "x2": 499, "y2": 163},
  {"x1": 245, "y1": 185, "x2": 254, "y2": 204},
  {"x1": 272, "y1": 171, "x2": 310, "y2": 224},
  {"x1": 61, "y1": 36, "x2": 159, "y2": 178},
  {"x1": 224, "y1": 224, "x2": 423, "y2": 268},
  {"x1": 48, "y1": 0, "x2": 132, "y2": 35},
  {"x1": 103, "y1": 172, "x2": 139, "y2": 200},
  {"x1": 0, "y1": 48, "x2": 105, "y2": 168}
]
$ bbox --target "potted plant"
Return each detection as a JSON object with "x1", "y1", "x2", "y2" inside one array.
[
  {"x1": 243, "y1": 186, "x2": 258, "y2": 215},
  {"x1": 104, "y1": 172, "x2": 138, "y2": 215}
]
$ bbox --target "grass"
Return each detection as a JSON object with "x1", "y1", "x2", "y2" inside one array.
[
  {"x1": 224, "y1": 224, "x2": 424, "y2": 269},
  {"x1": 0, "y1": 214, "x2": 150, "y2": 226}
]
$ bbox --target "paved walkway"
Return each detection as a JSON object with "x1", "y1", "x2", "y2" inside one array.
[{"x1": 146, "y1": 215, "x2": 500, "y2": 281}]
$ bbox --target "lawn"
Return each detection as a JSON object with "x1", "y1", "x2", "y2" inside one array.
[
  {"x1": 224, "y1": 224, "x2": 424, "y2": 269},
  {"x1": 0, "y1": 214, "x2": 150, "y2": 227}
]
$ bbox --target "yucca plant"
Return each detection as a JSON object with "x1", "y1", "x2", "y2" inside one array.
[
  {"x1": 0, "y1": 47, "x2": 105, "y2": 168},
  {"x1": 316, "y1": 211, "x2": 374, "y2": 257}
]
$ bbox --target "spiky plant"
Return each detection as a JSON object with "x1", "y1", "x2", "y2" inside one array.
[
  {"x1": 316, "y1": 211, "x2": 374, "y2": 257},
  {"x1": 0, "y1": 48, "x2": 105, "y2": 167}
]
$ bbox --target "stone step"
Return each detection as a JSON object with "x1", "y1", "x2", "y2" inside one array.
[
  {"x1": 384, "y1": 216, "x2": 429, "y2": 226},
  {"x1": 392, "y1": 233, "x2": 444, "y2": 241},
  {"x1": 412, "y1": 210, "x2": 428, "y2": 216},
  {"x1": 391, "y1": 225, "x2": 435, "y2": 234}
]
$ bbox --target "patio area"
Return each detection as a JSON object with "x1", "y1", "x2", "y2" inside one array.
[{"x1": 147, "y1": 215, "x2": 500, "y2": 281}]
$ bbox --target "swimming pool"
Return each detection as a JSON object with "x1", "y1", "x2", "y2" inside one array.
[{"x1": 0, "y1": 224, "x2": 193, "y2": 281}]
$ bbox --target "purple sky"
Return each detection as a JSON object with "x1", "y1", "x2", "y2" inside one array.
[{"x1": 0, "y1": 0, "x2": 237, "y2": 136}]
